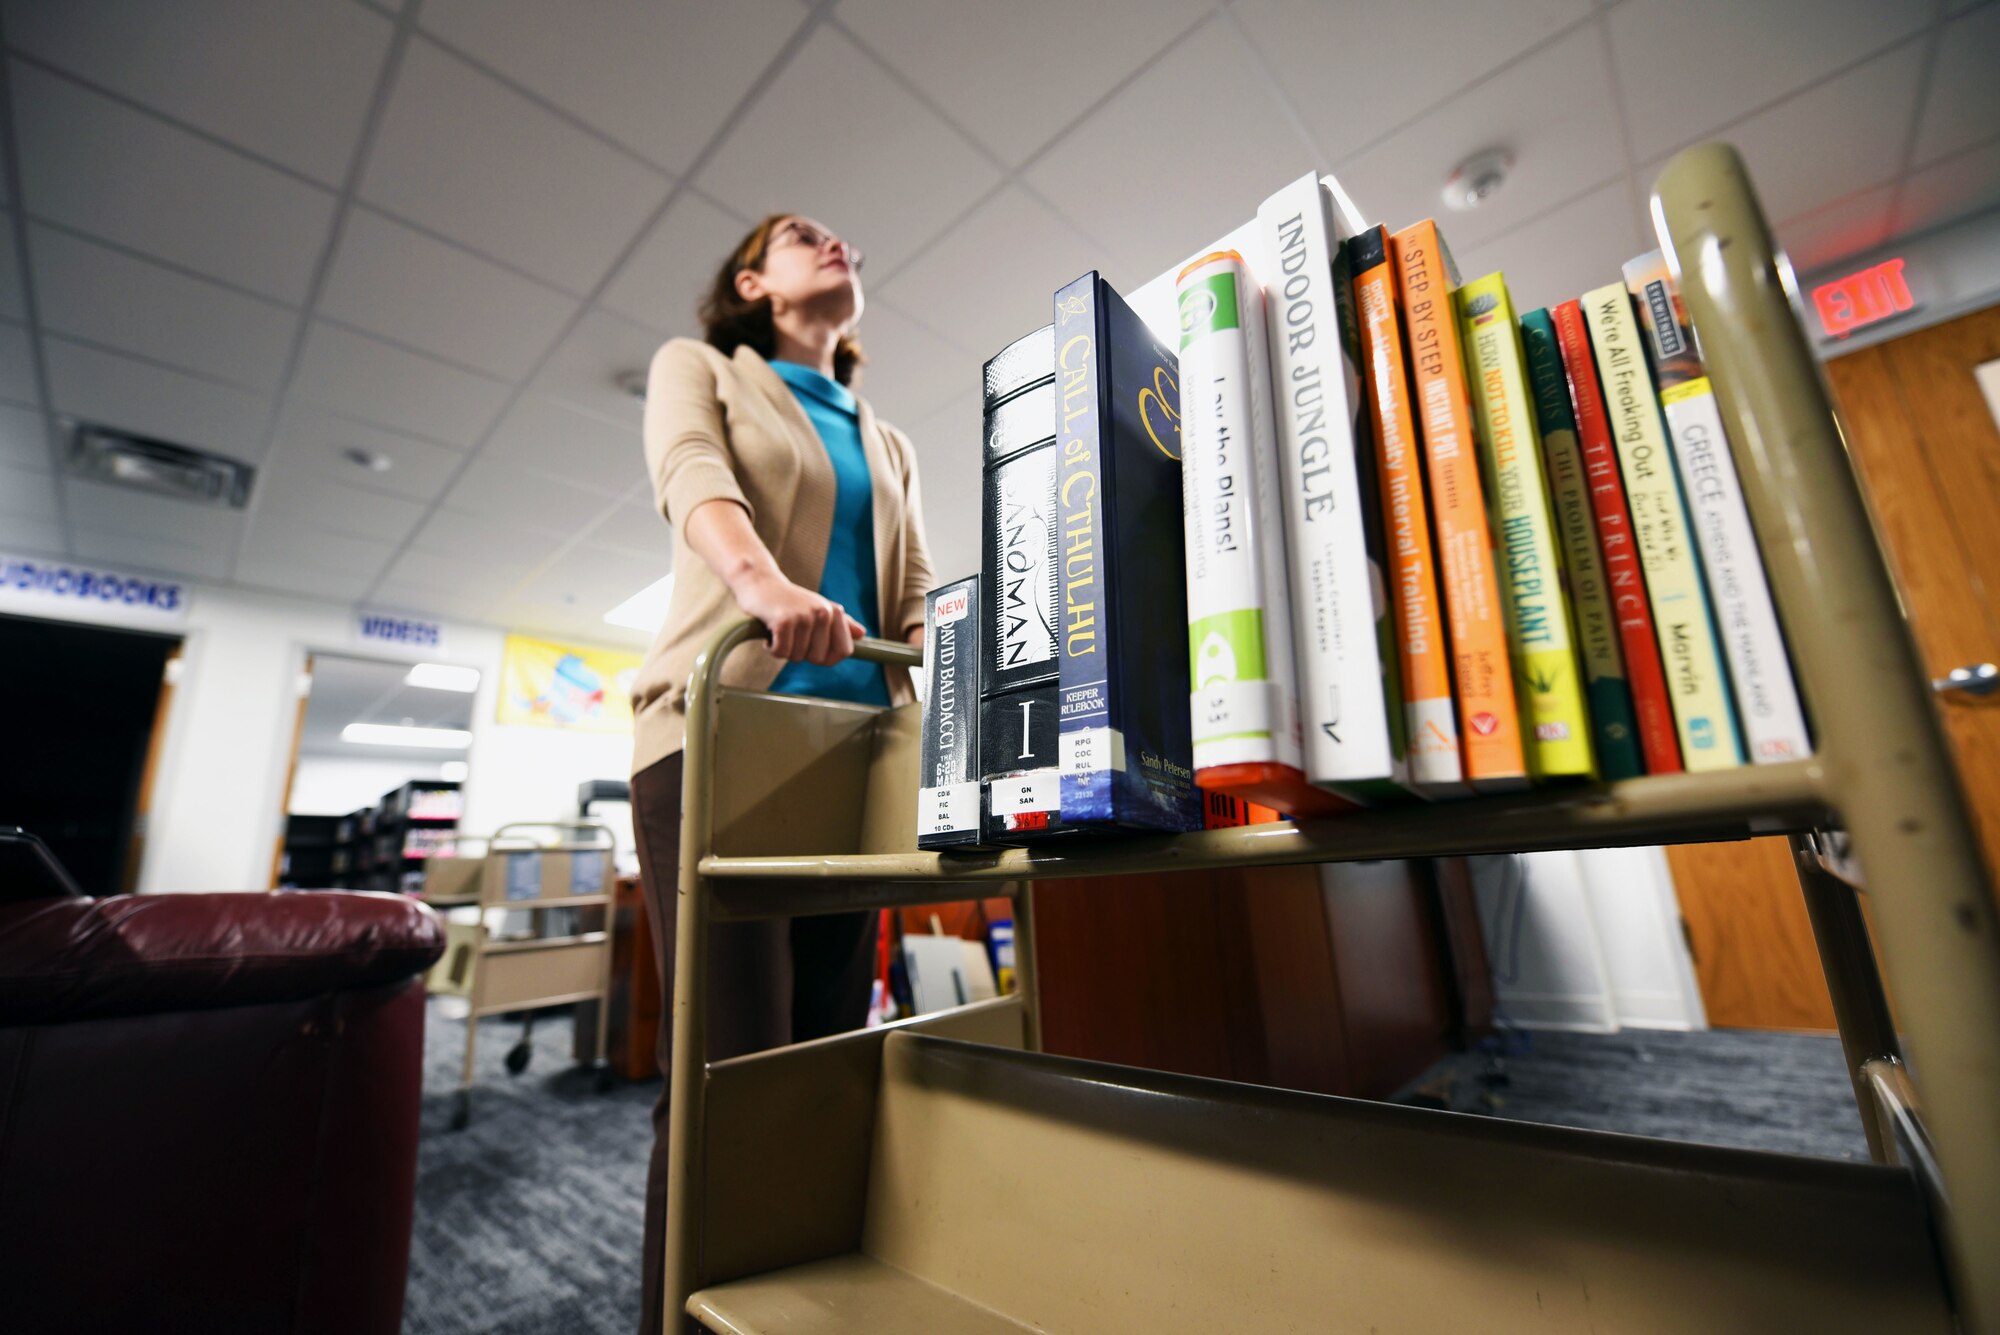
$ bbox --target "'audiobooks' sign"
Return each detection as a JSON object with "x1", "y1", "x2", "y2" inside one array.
[{"x1": 0, "y1": 552, "x2": 192, "y2": 624}]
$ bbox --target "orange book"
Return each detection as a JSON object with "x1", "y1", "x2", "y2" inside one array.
[
  {"x1": 1351, "y1": 225, "x2": 1464, "y2": 794},
  {"x1": 1390, "y1": 219, "x2": 1526, "y2": 790}
]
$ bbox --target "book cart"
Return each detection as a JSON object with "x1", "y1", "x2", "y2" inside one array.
[{"x1": 658, "y1": 146, "x2": 2000, "y2": 1333}]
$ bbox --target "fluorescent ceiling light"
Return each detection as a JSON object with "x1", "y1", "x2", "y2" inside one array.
[
  {"x1": 342, "y1": 723, "x2": 472, "y2": 750},
  {"x1": 405, "y1": 662, "x2": 481, "y2": 692},
  {"x1": 439, "y1": 760, "x2": 470, "y2": 782},
  {"x1": 604, "y1": 574, "x2": 674, "y2": 633}
]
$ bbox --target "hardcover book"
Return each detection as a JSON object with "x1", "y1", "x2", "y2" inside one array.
[
  {"x1": 1457, "y1": 272, "x2": 1594, "y2": 781},
  {"x1": 1052, "y1": 271, "x2": 1201, "y2": 832},
  {"x1": 1582, "y1": 283, "x2": 1743, "y2": 771},
  {"x1": 918, "y1": 575, "x2": 987, "y2": 849},
  {"x1": 1553, "y1": 299, "x2": 1681, "y2": 775},
  {"x1": 978, "y1": 325, "x2": 1072, "y2": 842},
  {"x1": 1623, "y1": 251, "x2": 1811, "y2": 763},
  {"x1": 1351, "y1": 223, "x2": 1463, "y2": 793},
  {"x1": 1175, "y1": 249, "x2": 1343, "y2": 817},
  {"x1": 1392, "y1": 220, "x2": 1527, "y2": 790},
  {"x1": 1520, "y1": 307, "x2": 1643, "y2": 780},
  {"x1": 1257, "y1": 172, "x2": 1407, "y2": 803}
]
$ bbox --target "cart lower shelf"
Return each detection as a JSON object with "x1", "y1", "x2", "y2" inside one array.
[{"x1": 686, "y1": 1025, "x2": 1950, "y2": 1334}]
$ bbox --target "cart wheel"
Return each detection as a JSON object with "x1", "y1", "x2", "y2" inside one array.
[
  {"x1": 505, "y1": 1041, "x2": 533, "y2": 1075},
  {"x1": 449, "y1": 1091, "x2": 471, "y2": 1131},
  {"x1": 594, "y1": 1064, "x2": 616, "y2": 1094}
]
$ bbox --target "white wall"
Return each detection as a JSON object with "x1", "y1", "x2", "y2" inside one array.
[
  {"x1": 1471, "y1": 847, "x2": 1706, "y2": 1033},
  {"x1": 288, "y1": 753, "x2": 450, "y2": 817},
  {"x1": 7, "y1": 577, "x2": 642, "y2": 892}
]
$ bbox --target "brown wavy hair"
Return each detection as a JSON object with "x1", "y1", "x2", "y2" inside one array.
[{"x1": 699, "y1": 213, "x2": 865, "y2": 386}]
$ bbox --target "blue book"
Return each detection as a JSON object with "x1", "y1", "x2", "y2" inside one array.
[{"x1": 1051, "y1": 272, "x2": 1201, "y2": 833}]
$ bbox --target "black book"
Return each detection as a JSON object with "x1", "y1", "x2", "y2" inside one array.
[
  {"x1": 917, "y1": 575, "x2": 987, "y2": 850},
  {"x1": 978, "y1": 325, "x2": 1073, "y2": 844}
]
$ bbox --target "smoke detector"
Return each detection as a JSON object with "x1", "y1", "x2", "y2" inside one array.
[
  {"x1": 66, "y1": 422, "x2": 255, "y2": 508},
  {"x1": 1443, "y1": 149, "x2": 1513, "y2": 212}
]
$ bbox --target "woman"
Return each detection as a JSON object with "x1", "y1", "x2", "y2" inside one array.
[{"x1": 627, "y1": 213, "x2": 932, "y2": 1332}]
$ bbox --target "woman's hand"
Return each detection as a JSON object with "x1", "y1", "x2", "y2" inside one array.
[{"x1": 739, "y1": 567, "x2": 866, "y2": 665}]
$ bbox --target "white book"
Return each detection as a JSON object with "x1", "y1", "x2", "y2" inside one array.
[{"x1": 1659, "y1": 380, "x2": 1812, "y2": 761}]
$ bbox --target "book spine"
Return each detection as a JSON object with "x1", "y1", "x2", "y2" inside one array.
[
  {"x1": 1658, "y1": 378, "x2": 1811, "y2": 761},
  {"x1": 1553, "y1": 299, "x2": 1681, "y2": 774},
  {"x1": 1053, "y1": 274, "x2": 1118, "y2": 821},
  {"x1": 1392, "y1": 222, "x2": 1525, "y2": 789},
  {"x1": 1457, "y1": 273, "x2": 1594, "y2": 780},
  {"x1": 1352, "y1": 226, "x2": 1463, "y2": 791},
  {"x1": 1521, "y1": 308, "x2": 1643, "y2": 780},
  {"x1": 1258, "y1": 175, "x2": 1401, "y2": 800},
  {"x1": 919, "y1": 577, "x2": 985, "y2": 848},
  {"x1": 1622, "y1": 255, "x2": 1811, "y2": 764},
  {"x1": 1582, "y1": 284, "x2": 1742, "y2": 770},
  {"x1": 1175, "y1": 251, "x2": 1308, "y2": 779},
  {"x1": 980, "y1": 428, "x2": 1066, "y2": 841}
]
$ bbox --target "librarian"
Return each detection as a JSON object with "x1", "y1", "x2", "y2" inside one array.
[{"x1": 627, "y1": 213, "x2": 934, "y2": 1332}]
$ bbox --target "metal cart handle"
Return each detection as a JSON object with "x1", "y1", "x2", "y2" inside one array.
[
  {"x1": 489, "y1": 819, "x2": 617, "y2": 853},
  {"x1": 687, "y1": 618, "x2": 923, "y2": 734}
]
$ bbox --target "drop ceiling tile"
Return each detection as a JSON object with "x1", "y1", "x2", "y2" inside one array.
[
  {"x1": 849, "y1": 299, "x2": 976, "y2": 428},
  {"x1": 0, "y1": 461, "x2": 56, "y2": 520},
  {"x1": 290, "y1": 321, "x2": 510, "y2": 447},
  {"x1": 72, "y1": 524, "x2": 234, "y2": 580},
  {"x1": 367, "y1": 583, "x2": 502, "y2": 625},
  {"x1": 1893, "y1": 139, "x2": 2000, "y2": 237},
  {"x1": 270, "y1": 403, "x2": 469, "y2": 502},
  {"x1": 1640, "y1": 41, "x2": 1924, "y2": 227},
  {"x1": 410, "y1": 505, "x2": 569, "y2": 565},
  {"x1": 441, "y1": 454, "x2": 622, "y2": 533},
  {"x1": 1339, "y1": 24, "x2": 1624, "y2": 252},
  {"x1": 419, "y1": 0, "x2": 803, "y2": 173},
  {"x1": 0, "y1": 516, "x2": 63, "y2": 555},
  {"x1": 10, "y1": 63, "x2": 337, "y2": 302},
  {"x1": 1022, "y1": 20, "x2": 1318, "y2": 289},
  {"x1": 64, "y1": 476, "x2": 245, "y2": 548},
  {"x1": 240, "y1": 519, "x2": 393, "y2": 575},
  {"x1": 236, "y1": 559, "x2": 377, "y2": 603},
  {"x1": 877, "y1": 186, "x2": 1100, "y2": 362},
  {"x1": 249, "y1": 470, "x2": 427, "y2": 545},
  {"x1": 1230, "y1": 0, "x2": 1592, "y2": 164},
  {"x1": 696, "y1": 25, "x2": 1002, "y2": 275},
  {"x1": 586, "y1": 496, "x2": 672, "y2": 559},
  {"x1": 2, "y1": 0, "x2": 392, "y2": 185},
  {"x1": 0, "y1": 401, "x2": 47, "y2": 472},
  {"x1": 358, "y1": 40, "x2": 672, "y2": 293},
  {"x1": 528, "y1": 307, "x2": 661, "y2": 428},
  {"x1": 1912, "y1": 5, "x2": 2000, "y2": 168},
  {"x1": 599, "y1": 190, "x2": 748, "y2": 335},
  {"x1": 481, "y1": 394, "x2": 647, "y2": 496},
  {"x1": 0, "y1": 323, "x2": 37, "y2": 404},
  {"x1": 1773, "y1": 185, "x2": 1899, "y2": 276},
  {"x1": 1452, "y1": 179, "x2": 1648, "y2": 317},
  {"x1": 43, "y1": 338, "x2": 271, "y2": 460},
  {"x1": 317, "y1": 208, "x2": 578, "y2": 381},
  {"x1": 0, "y1": 214, "x2": 23, "y2": 321},
  {"x1": 29, "y1": 225, "x2": 297, "y2": 390},
  {"x1": 904, "y1": 388, "x2": 980, "y2": 583},
  {"x1": 514, "y1": 540, "x2": 660, "y2": 609},
  {"x1": 380, "y1": 544, "x2": 536, "y2": 598},
  {"x1": 835, "y1": 0, "x2": 1210, "y2": 167},
  {"x1": 1608, "y1": 0, "x2": 1930, "y2": 162}
]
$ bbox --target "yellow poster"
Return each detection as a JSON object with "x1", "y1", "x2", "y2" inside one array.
[{"x1": 497, "y1": 634, "x2": 642, "y2": 734}]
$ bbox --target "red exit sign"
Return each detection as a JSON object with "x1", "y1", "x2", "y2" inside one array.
[{"x1": 1813, "y1": 258, "x2": 1917, "y2": 339}]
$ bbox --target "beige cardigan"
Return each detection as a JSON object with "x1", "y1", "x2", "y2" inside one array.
[{"x1": 629, "y1": 339, "x2": 935, "y2": 774}]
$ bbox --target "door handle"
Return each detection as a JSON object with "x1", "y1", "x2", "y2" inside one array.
[{"x1": 1932, "y1": 663, "x2": 2000, "y2": 698}]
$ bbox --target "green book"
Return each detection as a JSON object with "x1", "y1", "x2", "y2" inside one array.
[
  {"x1": 1455, "y1": 273, "x2": 1595, "y2": 781},
  {"x1": 1521, "y1": 308, "x2": 1643, "y2": 780}
]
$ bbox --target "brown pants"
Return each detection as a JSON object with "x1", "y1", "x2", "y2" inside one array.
[{"x1": 630, "y1": 751, "x2": 877, "y2": 1335}]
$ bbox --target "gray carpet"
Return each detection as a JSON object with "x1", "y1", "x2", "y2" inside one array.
[{"x1": 403, "y1": 1006, "x2": 1869, "y2": 1333}]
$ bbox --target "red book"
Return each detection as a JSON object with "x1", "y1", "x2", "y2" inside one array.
[{"x1": 1553, "y1": 299, "x2": 1682, "y2": 775}]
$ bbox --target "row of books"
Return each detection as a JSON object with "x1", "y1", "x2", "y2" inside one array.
[{"x1": 917, "y1": 170, "x2": 1808, "y2": 850}]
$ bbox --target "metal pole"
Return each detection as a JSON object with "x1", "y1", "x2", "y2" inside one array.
[
  {"x1": 1658, "y1": 143, "x2": 2000, "y2": 1331},
  {"x1": 1791, "y1": 834, "x2": 1900, "y2": 1164}
]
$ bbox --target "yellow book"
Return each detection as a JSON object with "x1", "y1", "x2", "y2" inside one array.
[{"x1": 1455, "y1": 273, "x2": 1595, "y2": 781}]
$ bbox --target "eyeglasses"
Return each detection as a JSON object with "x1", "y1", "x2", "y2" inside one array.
[{"x1": 765, "y1": 220, "x2": 864, "y2": 271}]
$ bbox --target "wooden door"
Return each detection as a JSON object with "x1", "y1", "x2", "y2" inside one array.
[
  {"x1": 120, "y1": 642, "x2": 182, "y2": 894},
  {"x1": 1670, "y1": 304, "x2": 2000, "y2": 1029}
]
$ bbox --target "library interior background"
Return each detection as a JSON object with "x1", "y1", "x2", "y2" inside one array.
[{"x1": 2, "y1": 3, "x2": 1999, "y2": 1334}]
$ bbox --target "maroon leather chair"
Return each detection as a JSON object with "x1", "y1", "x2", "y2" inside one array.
[{"x1": 0, "y1": 865, "x2": 445, "y2": 1334}]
